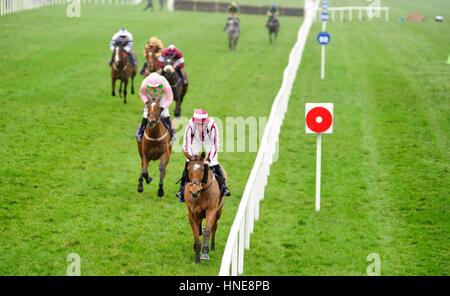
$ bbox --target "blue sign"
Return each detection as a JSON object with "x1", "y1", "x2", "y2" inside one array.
[
  {"x1": 317, "y1": 32, "x2": 331, "y2": 46},
  {"x1": 321, "y1": 12, "x2": 329, "y2": 21}
]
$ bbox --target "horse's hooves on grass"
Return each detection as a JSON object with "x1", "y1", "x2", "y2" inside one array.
[
  {"x1": 195, "y1": 255, "x2": 201, "y2": 263},
  {"x1": 131, "y1": 90, "x2": 135, "y2": 95},
  {"x1": 112, "y1": 93, "x2": 115, "y2": 97},
  {"x1": 138, "y1": 185, "x2": 143, "y2": 193},
  {"x1": 157, "y1": 188, "x2": 164, "y2": 198},
  {"x1": 200, "y1": 254, "x2": 210, "y2": 261}
]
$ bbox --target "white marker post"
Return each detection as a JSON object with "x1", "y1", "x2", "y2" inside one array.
[{"x1": 305, "y1": 103, "x2": 334, "y2": 211}]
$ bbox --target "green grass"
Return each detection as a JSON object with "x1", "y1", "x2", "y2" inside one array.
[
  {"x1": 244, "y1": 0, "x2": 450, "y2": 275},
  {"x1": 0, "y1": 6, "x2": 302, "y2": 275}
]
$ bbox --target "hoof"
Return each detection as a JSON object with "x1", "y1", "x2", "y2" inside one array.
[
  {"x1": 112, "y1": 92, "x2": 115, "y2": 97},
  {"x1": 157, "y1": 188, "x2": 164, "y2": 198},
  {"x1": 195, "y1": 255, "x2": 201, "y2": 263},
  {"x1": 200, "y1": 253, "x2": 210, "y2": 261},
  {"x1": 137, "y1": 184, "x2": 143, "y2": 193}
]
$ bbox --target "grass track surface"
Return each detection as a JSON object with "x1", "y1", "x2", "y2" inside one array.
[
  {"x1": 244, "y1": 0, "x2": 450, "y2": 275},
  {"x1": 0, "y1": 5, "x2": 302, "y2": 275}
]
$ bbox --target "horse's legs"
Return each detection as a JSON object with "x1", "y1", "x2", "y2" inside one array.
[
  {"x1": 131, "y1": 74, "x2": 135, "y2": 95},
  {"x1": 174, "y1": 87, "x2": 182, "y2": 117},
  {"x1": 211, "y1": 207, "x2": 222, "y2": 251},
  {"x1": 123, "y1": 79, "x2": 128, "y2": 104},
  {"x1": 119, "y1": 80, "x2": 123, "y2": 97},
  {"x1": 201, "y1": 210, "x2": 217, "y2": 260},
  {"x1": 141, "y1": 154, "x2": 152, "y2": 185},
  {"x1": 188, "y1": 212, "x2": 201, "y2": 263},
  {"x1": 157, "y1": 153, "x2": 169, "y2": 198},
  {"x1": 112, "y1": 78, "x2": 116, "y2": 96}
]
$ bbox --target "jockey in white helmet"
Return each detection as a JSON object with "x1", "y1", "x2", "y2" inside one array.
[
  {"x1": 176, "y1": 109, "x2": 230, "y2": 202},
  {"x1": 109, "y1": 28, "x2": 136, "y2": 67}
]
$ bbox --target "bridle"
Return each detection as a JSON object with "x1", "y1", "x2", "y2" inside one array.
[
  {"x1": 187, "y1": 162, "x2": 216, "y2": 199},
  {"x1": 143, "y1": 100, "x2": 168, "y2": 142},
  {"x1": 112, "y1": 46, "x2": 129, "y2": 72}
]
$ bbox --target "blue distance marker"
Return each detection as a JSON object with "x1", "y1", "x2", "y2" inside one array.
[{"x1": 317, "y1": 32, "x2": 331, "y2": 46}]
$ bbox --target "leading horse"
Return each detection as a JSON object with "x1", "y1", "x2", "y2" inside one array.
[
  {"x1": 137, "y1": 97, "x2": 172, "y2": 197},
  {"x1": 184, "y1": 153, "x2": 226, "y2": 263}
]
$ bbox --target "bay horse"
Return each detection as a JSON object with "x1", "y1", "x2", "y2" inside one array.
[
  {"x1": 137, "y1": 97, "x2": 172, "y2": 197},
  {"x1": 111, "y1": 45, "x2": 137, "y2": 104},
  {"x1": 184, "y1": 153, "x2": 226, "y2": 263},
  {"x1": 143, "y1": 51, "x2": 161, "y2": 77},
  {"x1": 160, "y1": 56, "x2": 188, "y2": 117},
  {"x1": 224, "y1": 17, "x2": 240, "y2": 51},
  {"x1": 266, "y1": 16, "x2": 280, "y2": 43}
]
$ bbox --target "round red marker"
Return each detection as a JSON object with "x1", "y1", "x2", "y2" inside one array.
[{"x1": 306, "y1": 107, "x2": 332, "y2": 133}]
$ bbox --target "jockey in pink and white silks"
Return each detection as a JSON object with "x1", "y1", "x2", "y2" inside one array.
[
  {"x1": 176, "y1": 109, "x2": 231, "y2": 202},
  {"x1": 136, "y1": 72, "x2": 175, "y2": 142}
]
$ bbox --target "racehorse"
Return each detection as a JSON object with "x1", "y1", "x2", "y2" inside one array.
[
  {"x1": 143, "y1": 50, "x2": 161, "y2": 77},
  {"x1": 224, "y1": 17, "x2": 240, "y2": 51},
  {"x1": 160, "y1": 56, "x2": 188, "y2": 117},
  {"x1": 111, "y1": 44, "x2": 137, "y2": 104},
  {"x1": 266, "y1": 15, "x2": 280, "y2": 43},
  {"x1": 137, "y1": 97, "x2": 172, "y2": 198},
  {"x1": 184, "y1": 153, "x2": 226, "y2": 263}
]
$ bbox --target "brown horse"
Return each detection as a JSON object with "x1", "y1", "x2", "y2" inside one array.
[
  {"x1": 137, "y1": 98, "x2": 172, "y2": 197},
  {"x1": 143, "y1": 51, "x2": 161, "y2": 77},
  {"x1": 111, "y1": 45, "x2": 137, "y2": 104},
  {"x1": 160, "y1": 56, "x2": 188, "y2": 117},
  {"x1": 184, "y1": 153, "x2": 226, "y2": 263}
]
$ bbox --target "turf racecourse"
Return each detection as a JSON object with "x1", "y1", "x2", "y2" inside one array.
[
  {"x1": 244, "y1": 0, "x2": 450, "y2": 275},
  {"x1": 0, "y1": 5, "x2": 302, "y2": 275}
]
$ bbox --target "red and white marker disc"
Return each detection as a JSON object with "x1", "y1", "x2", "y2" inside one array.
[{"x1": 305, "y1": 103, "x2": 333, "y2": 134}]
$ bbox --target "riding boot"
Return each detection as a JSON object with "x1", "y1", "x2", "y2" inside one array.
[
  {"x1": 129, "y1": 53, "x2": 137, "y2": 67},
  {"x1": 212, "y1": 164, "x2": 231, "y2": 196},
  {"x1": 161, "y1": 116, "x2": 175, "y2": 140},
  {"x1": 136, "y1": 117, "x2": 148, "y2": 143},
  {"x1": 109, "y1": 51, "x2": 115, "y2": 67},
  {"x1": 140, "y1": 62, "x2": 147, "y2": 75},
  {"x1": 176, "y1": 162, "x2": 189, "y2": 202}
]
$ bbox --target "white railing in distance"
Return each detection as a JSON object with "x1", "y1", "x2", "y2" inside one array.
[{"x1": 218, "y1": 0, "x2": 319, "y2": 276}]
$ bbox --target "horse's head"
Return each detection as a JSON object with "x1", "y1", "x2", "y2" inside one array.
[
  {"x1": 187, "y1": 154, "x2": 207, "y2": 199},
  {"x1": 145, "y1": 98, "x2": 162, "y2": 128},
  {"x1": 113, "y1": 45, "x2": 128, "y2": 69},
  {"x1": 163, "y1": 56, "x2": 176, "y2": 74}
]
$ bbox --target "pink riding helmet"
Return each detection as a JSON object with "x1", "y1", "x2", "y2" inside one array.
[
  {"x1": 193, "y1": 109, "x2": 210, "y2": 125},
  {"x1": 147, "y1": 72, "x2": 163, "y2": 88}
]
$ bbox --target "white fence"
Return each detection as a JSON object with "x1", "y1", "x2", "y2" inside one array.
[
  {"x1": 218, "y1": 0, "x2": 319, "y2": 276},
  {"x1": 1, "y1": 0, "x2": 57, "y2": 16},
  {"x1": 0, "y1": 0, "x2": 140, "y2": 16},
  {"x1": 319, "y1": 6, "x2": 390, "y2": 22}
]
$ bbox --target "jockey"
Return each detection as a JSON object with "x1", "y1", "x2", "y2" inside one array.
[
  {"x1": 109, "y1": 28, "x2": 136, "y2": 67},
  {"x1": 136, "y1": 72, "x2": 175, "y2": 143},
  {"x1": 140, "y1": 37, "x2": 164, "y2": 75},
  {"x1": 267, "y1": 3, "x2": 280, "y2": 17},
  {"x1": 225, "y1": 2, "x2": 241, "y2": 32},
  {"x1": 227, "y1": 1, "x2": 240, "y2": 18},
  {"x1": 176, "y1": 109, "x2": 231, "y2": 202},
  {"x1": 157, "y1": 44, "x2": 188, "y2": 85}
]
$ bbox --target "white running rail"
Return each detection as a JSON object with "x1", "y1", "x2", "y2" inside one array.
[
  {"x1": 319, "y1": 6, "x2": 390, "y2": 22},
  {"x1": 218, "y1": 0, "x2": 319, "y2": 276},
  {"x1": 0, "y1": 0, "x2": 140, "y2": 17}
]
